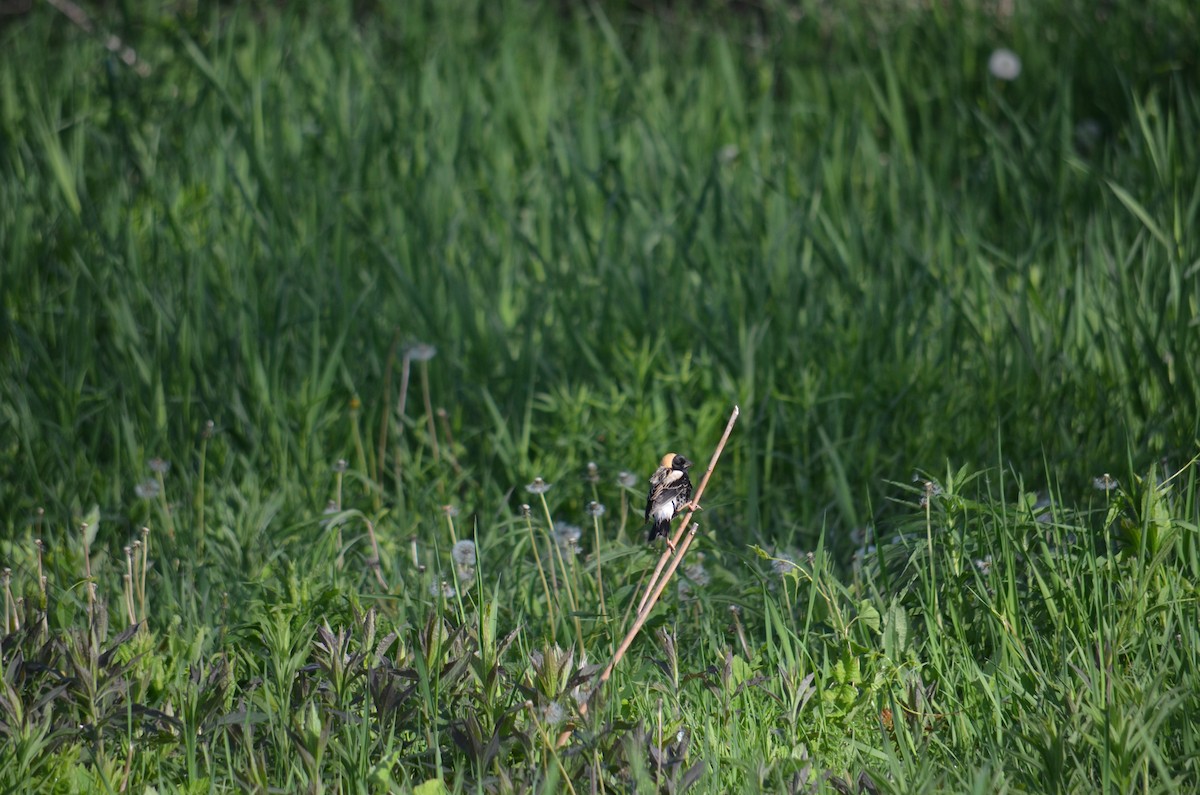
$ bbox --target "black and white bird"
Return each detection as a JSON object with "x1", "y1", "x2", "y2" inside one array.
[{"x1": 644, "y1": 453, "x2": 694, "y2": 543}]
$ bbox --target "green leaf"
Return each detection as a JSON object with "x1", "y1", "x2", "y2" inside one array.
[
  {"x1": 1107, "y1": 180, "x2": 1171, "y2": 249},
  {"x1": 857, "y1": 601, "x2": 881, "y2": 634},
  {"x1": 883, "y1": 601, "x2": 910, "y2": 659},
  {"x1": 413, "y1": 779, "x2": 447, "y2": 795},
  {"x1": 81, "y1": 504, "x2": 100, "y2": 546},
  {"x1": 729, "y1": 654, "x2": 755, "y2": 688}
]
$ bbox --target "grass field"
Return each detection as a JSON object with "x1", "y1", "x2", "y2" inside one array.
[{"x1": 2, "y1": 0, "x2": 1199, "y2": 791}]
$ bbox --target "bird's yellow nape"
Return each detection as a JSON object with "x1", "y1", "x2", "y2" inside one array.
[{"x1": 660, "y1": 452, "x2": 677, "y2": 468}]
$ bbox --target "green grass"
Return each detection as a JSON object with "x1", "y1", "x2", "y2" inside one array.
[{"x1": 1, "y1": 0, "x2": 1199, "y2": 791}]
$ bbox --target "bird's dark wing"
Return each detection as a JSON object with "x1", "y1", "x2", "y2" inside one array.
[
  {"x1": 648, "y1": 470, "x2": 690, "y2": 517},
  {"x1": 644, "y1": 469, "x2": 664, "y2": 522},
  {"x1": 659, "y1": 471, "x2": 692, "y2": 508}
]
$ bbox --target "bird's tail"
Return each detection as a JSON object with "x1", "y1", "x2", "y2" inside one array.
[{"x1": 647, "y1": 518, "x2": 671, "y2": 543}]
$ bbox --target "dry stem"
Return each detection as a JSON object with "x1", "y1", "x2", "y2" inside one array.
[{"x1": 593, "y1": 404, "x2": 740, "y2": 694}]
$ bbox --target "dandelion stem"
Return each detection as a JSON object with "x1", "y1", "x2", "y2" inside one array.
[
  {"x1": 420, "y1": 360, "x2": 439, "y2": 463},
  {"x1": 196, "y1": 422, "x2": 213, "y2": 558},
  {"x1": 592, "y1": 514, "x2": 607, "y2": 621},
  {"x1": 139, "y1": 527, "x2": 149, "y2": 625},
  {"x1": 155, "y1": 471, "x2": 176, "y2": 543},
  {"x1": 349, "y1": 399, "x2": 370, "y2": 503},
  {"x1": 377, "y1": 329, "x2": 403, "y2": 491},
  {"x1": 364, "y1": 520, "x2": 389, "y2": 589},
  {"x1": 524, "y1": 511, "x2": 558, "y2": 640}
]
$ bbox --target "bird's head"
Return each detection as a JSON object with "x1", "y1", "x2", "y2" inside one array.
[{"x1": 660, "y1": 452, "x2": 692, "y2": 470}]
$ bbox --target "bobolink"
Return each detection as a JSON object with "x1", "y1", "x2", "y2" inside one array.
[{"x1": 644, "y1": 453, "x2": 694, "y2": 542}]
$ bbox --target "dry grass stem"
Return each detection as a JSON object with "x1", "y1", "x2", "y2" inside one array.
[
  {"x1": 637, "y1": 405, "x2": 740, "y2": 614},
  {"x1": 595, "y1": 404, "x2": 740, "y2": 692}
]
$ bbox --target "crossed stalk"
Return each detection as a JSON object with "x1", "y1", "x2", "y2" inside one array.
[{"x1": 586, "y1": 405, "x2": 740, "y2": 706}]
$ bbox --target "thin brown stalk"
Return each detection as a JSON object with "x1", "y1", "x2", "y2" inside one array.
[
  {"x1": 46, "y1": 0, "x2": 151, "y2": 76},
  {"x1": 637, "y1": 405, "x2": 740, "y2": 614},
  {"x1": 594, "y1": 405, "x2": 739, "y2": 693}
]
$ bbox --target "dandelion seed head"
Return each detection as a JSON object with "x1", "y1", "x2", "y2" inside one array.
[
  {"x1": 683, "y1": 561, "x2": 710, "y2": 588},
  {"x1": 554, "y1": 522, "x2": 583, "y2": 553},
  {"x1": 148, "y1": 458, "x2": 171, "y2": 474},
  {"x1": 135, "y1": 479, "x2": 160, "y2": 499},
  {"x1": 441, "y1": 504, "x2": 460, "y2": 518},
  {"x1": 919, "y1": 480, "x2": 943, "y2": 508},
  {"x1": 332, "y1": 459, "x2": 348, "y2": 473},
  {"x1": 1093, "y1": 473, "x2": 1119, "y2": 491},
  {"x1": 525, "y1": 477, "x2": 551, "y2": 495},
  {"x1": 407, "y1": 342, "x2": 438, "y2": 362},
  {"x1": 974, "y1": 556, "x2": 993, "y2": 575},
  {"x1": 772, "y1": 552, "x2": 796, "y2": 577},
  {"x1": 202, "y1": 419, "x2": 216, "y2": 439},
  {"x1": 452, "y1": 539, "x2": 476, "y2": 568},
  {"x1": 324, "y1": 500, "x2": 339, "y2": 515},
  {"x1": 429, "y1": 580, "x2": 455, "y2": 599},
  {"x1": 617, "y1": 471, "x2": 639, "y2": 489},
  {"x1": 988, "y1": 48, "x2": 1022, "y2": 81},
  {"x1": 520, "y1": 503, "x2": 532, "y2": 518},
  {"x1": 586, "y1": 501, "x2": 606, "y2": 517},
  {"x1": 586, "y1": 461, "x2": 599, "y2": 484},
  {"x1": 541, "y1": 701, "x2": 566, "y2": 726}
]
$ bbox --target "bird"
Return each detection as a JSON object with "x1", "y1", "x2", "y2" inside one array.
[{"x1": 644, "y1": 452, "x2": 694, "y2": 543}]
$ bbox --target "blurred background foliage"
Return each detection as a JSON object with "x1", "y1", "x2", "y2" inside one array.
[{"x1": 1, "y1": 0, "x2": 1198, "y2": 552}]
